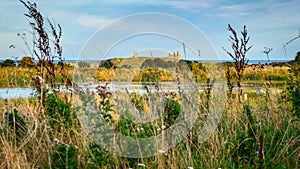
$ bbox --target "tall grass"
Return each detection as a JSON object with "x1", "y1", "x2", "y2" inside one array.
[{"x1": 0, "y1": 61, "x2": 299, "y2": 168}]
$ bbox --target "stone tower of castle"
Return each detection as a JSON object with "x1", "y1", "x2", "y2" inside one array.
[
  {"x1": 167, "y1": 51, "x2": 180, "y2": 60},
  {"x1": 175, "y1": 51, "x2": 181, "y2": 60},
  {"x1": 133, "y1": 51, "x2": 138, "y2": 59}
]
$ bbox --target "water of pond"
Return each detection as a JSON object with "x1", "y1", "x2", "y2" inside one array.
[
  {"x1": 0, "y1": 88, "x2": 34, "y2": 99},
  {"x1": 0, "y1": 82, "x2": 280, "y2": 99}
]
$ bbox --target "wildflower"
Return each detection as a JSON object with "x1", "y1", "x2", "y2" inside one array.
[
  {"x1": 54, "y1": 138, "x2": 59, "y2": 144},
  {"x1": 62, "y1": 143, "x2": 69, "y2": 146},
  {"x1": 136, "y1": 128, "x2": 140, "y2": 132},
  {"x1": 138, "y1": 163, "x2": 146, "y2": 167},
  {"x1": 140, "y1": 127, "x2": 144, "y2": 132},
  {"x1": 161, "y1": 125, "x2": 166, "y2": 129},
  {"x1": 91, "y1": 119, "x2": 95, "y2": 125},
  {"x1": 256, "y1": 90, "x2": 260, "y2": 96},
  {"x1": 157, "y1": 127, "x2": 161, "y2": 132},
  {"x1": 158, "y1": 149, "x2": 166, "y2": 153},
  {"x1": 244, "y1": 93, "x2": 248, "y2": 101}
]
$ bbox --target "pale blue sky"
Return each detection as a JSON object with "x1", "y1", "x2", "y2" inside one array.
[{"x1": 0, "y1": 0, "x2": 299, "y2": 61}]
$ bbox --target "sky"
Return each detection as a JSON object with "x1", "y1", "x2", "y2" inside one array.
[{"x1": 0, "y1": 0, "x2": 300, "y2": 61}]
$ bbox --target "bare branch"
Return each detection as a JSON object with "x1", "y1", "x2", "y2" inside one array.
[
  {"x1": 223, "y1": 24, "x2": 252, "y2": 102},
  {"x1": 20, "y1": 0, "x2": 71, "y2": 91}
]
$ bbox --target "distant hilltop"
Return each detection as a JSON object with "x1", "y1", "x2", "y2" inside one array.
[{"x1": 133, "y1": 51, "x2": 181, "y2": 60}]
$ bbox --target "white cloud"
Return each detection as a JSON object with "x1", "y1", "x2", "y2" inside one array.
[
  {"x1": 219, "y1": 4, "x2": 257, "y2": 11},
  {"x1": 90, "y1": 0, "x2": 212, "y2": 11},
  {"x1": 168, "y1": 1, "x2": 212, "y2": 11},
  {"x1": 214, "y1": 3, "x2": 261, "y2": 18},
  {"x1": 246, "y1": 2, "x2": 300, "y2": 30},
  {"x1": 214, "y1": 12, "x2": 251, "y2": 18},
  {"x1": 77, "y1": 15, "x2": 110, "y2": 28},
  {"x1": 47, "y1": 10, "x2": 111, "y2": 28}
]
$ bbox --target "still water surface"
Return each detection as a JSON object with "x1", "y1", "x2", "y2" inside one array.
[
  {"x1": 0, "y1": 88, "x2": 34, "y2": 99},
  {"x1": 0, "y1": 82, "x2": 280, "y2": 99}
]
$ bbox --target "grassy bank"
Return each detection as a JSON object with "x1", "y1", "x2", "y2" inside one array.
[
  {"x1": 0, "y1": 59, "x2": 291, "y2": 88},
  {"x1": 0, "y1": 82, "x2": 299, "y2": 168},
  {"x1": 0, "y1": 59, "x2": 299, "y2": 168}
]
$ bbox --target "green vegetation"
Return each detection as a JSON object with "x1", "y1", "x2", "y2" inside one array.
[
  {"x1": 47, "y1": 144, "x2": 78, "y2": 169},
  {"x1": 0, "y1": 58, "x2": 290, "y2": 87},
  {"x1": 1, "y1": 58, "x2": 299, "y2": 168},
  {"x1": 18, "y1": 56, "x2": 35, "y2": 68},
  {"x1": 287, "y1": 54, "x2": 300, "y2": 120},
  {"x1": 0, "y1": 1, "x2": 299, "y2": 168},
  {"x1": 141, "y1": 58, "x2": 176, "y2": 68},
  {"x1": 1, "y1": 108, "x2": 27, "y2": 145},
  {"x1": 294, "y1": 51, "x2": 300, "y2": 62},
  {"x1": 0, "y1": 59, "x2": 17, "y2": 67},
  {"x1": 134, "y1": 68, "x2": 175, "y2": 82}
]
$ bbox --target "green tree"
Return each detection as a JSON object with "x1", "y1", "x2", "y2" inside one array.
[
  {"x1": 294, "y1": 51, "x2": 300, "y2": 62},
  {"x1": 99, "y1": 59, "x2": 118, "y2": 69},
  {"x1": 18, "y1": 56, "x2": 36, "y2": 68},
  {"x1": 0, "y1": 59, "x2": 16, "y2": 67}
]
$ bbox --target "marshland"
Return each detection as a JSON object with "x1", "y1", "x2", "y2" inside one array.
[{"x1": 0, "y1": 1, "x2": 299, "y2": 169}]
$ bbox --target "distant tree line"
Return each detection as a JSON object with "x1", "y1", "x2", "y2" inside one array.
[
  {"x1": 99, "y1": 59, "x2": 116, "y2": 69},
  {"x1": 0, "y1": 56, "x2": 36, "y2": 67},
  {"x1": 178, "y1": 59, "x2": 206, "y2": 71},
  {"x1": 0, "y1": 59, "x2": 17, "y2": 67},
  {"x1": 290, "y1": 51, "x2": 300, "y2": 63},
  {"x1": 99, "y1": 58, "x2": 124, "y2": 69},
  {"x1": 141, "y1": 58, "x2": 175, "y2": 69},
  {"x1": 0, "y1": 56, "x2": 73, "y2": 68}
]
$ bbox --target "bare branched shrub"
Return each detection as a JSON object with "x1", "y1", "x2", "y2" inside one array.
[
  {"x1": 223, "y1": 24, "x2": 252, "y2": 102},
  {"x1": 225, "y1": 66, "x2": 233, "y2": 95},
  {"x1": 263, "y1": 47, "x2": 273, "y2": 84},
  {"x1": 20, "y1": 0, "x2": 71, "y2": 92}
]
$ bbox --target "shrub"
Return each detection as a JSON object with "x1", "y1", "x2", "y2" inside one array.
[
  {"x1": 287, "y1": 56, "x2": 300, "y2": 120},
  {"x1": 78, "y1": 62, "x2": 90, "y2": 68},
  {"x1": 87, "y1": 142, "x2": 116, "y2": 168},
  {"x1": 18, "y1": 56, "x2": 36, "y2": 68},
  {"x1": 2, "y1": 108, "x2": 27, "y2": 145},
  {"x1": 163, "y1": 99, "x2": 181, "y2": 127},
  {"x1": 47, "y1": 144, "x2": 78, "y2": 169},
  {"x1": 44, "y1": 94, "x2": 78, "y2": 131},
  {"x1": 0, "y1": 59, "x2": 17, "y2": 67}
]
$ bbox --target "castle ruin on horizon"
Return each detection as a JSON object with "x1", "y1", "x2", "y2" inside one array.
[{"x1": 133, "y1": 51, "x2": 181, "y2": 60}]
